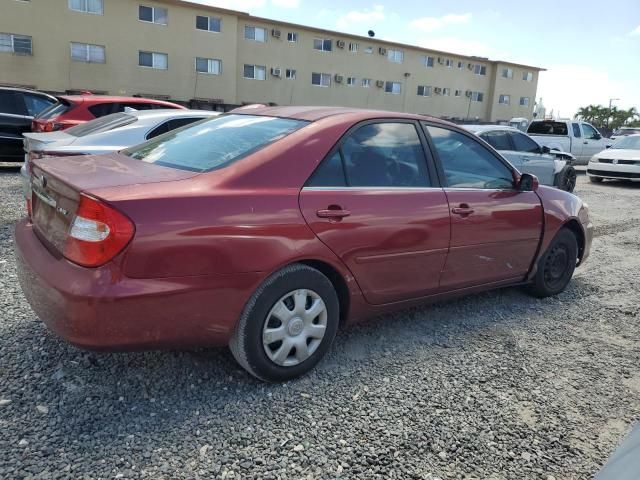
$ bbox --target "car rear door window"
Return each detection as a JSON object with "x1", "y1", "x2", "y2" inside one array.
[
  {"x1": 481, "y1": 131, "x2": 512, "y2": 151},
  {"x1": 146, "y1": 117, "x2": 206, "y2": 139},
  {"x1": 310, "y1": 122, "x2": 430, "y2": 188},
  {"x1": 426, "y1": 125, "x2": 514, "y2": 190},
  {"x1": 572, "y1": 123, "x2": 582, "y2": 138},
  {"x1": 510, "y1": 132, "x2": 541, "y2": 153},
  {"x1": 88, "y1": 103, "x2": 121, "y2": 117}
]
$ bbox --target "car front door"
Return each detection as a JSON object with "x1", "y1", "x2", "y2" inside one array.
[
  {"x1": 509, "y1": 130, "x2": 555, "y2": 185},
  {"x1": 299, "y1": 121, "x2": 451, "y2": 305},
  {"x1": 480, "y1": 130, "x2": 523, "y2": 171},
  {"x1": 423, "y1": 123, "x2": 543, "y2": 291},
  {"x1": 0, "y1": 90, "x2": 30, "y2": 161},
  {"x1": 581, "y1": 123, "x2": 605, "y2": 161}
]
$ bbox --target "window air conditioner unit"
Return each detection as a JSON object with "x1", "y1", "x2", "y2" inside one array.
[
  {"x1": 434, "y1": 87, "x2": 442, "y2": 94},
  {"x1": 376, "y1": 80, "x2": 384, "y2": 88},
  {"x1": 379, "y1": 47, "x2": 387, "y2": 55},
  {"x1": 336, "y1": 40, "x2": 345, "y2": 48},
  {"x1": 271, "y1": 67, "x2": 282, "y2": 77},
  {"x1": 334, "y1": 74, "x2": 343, "y2": 83},
  {"x1": 468, "y1": 63, "x2": 474, "y2": 70},
  {"x1": 465, "y1": 90, "x2": 473, "y2": 97},
  {"x1": 437, "y1": 57, "x2": 444, "y2": 64},
  {"x1": 271, "y1": 29, "x2": 281, "y2": 38}
]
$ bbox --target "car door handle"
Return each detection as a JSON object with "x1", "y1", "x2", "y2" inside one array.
[
  {"x1": 452, "y1": 206, "x2": 474, "y2": 216},
  {"x1": 316, "y1": 208, "x2": 351, "y2": 219},
  {"x1": 583, "y1": 141, "x2": 589, "y2": 144}
]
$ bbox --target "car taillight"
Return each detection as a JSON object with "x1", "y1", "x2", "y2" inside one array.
[{"x1": 63, "y1": 194, "x2": 135, "y2": 268}]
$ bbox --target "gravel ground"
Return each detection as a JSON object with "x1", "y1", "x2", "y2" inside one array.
[{"x1": 0, "y1": 167, "x2": 639, "y2": 480}]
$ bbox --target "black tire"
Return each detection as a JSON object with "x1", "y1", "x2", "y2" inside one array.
[
  {"x1": 229, "y1": 263, "x2": 339, "y2": 382},
  {"x1": 556, "y1": 166, "x2": 577, "y2": 192},
  {"x1": 589, "y1": 176, "x2": 603, "y2": 183},
  {"x1": 526, "y1": 228, "x2": 578, "y2": 298}
]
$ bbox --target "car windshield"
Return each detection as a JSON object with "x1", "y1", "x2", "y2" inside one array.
[
  {"x1": 527, "y1": 121, "x2": 568, "y2": 135},
  {"x1": 35, "y1": 99, "x2": 71, "y2": 120},
  {"x1": 610, "y1": 136, "x2": 640, "y2": 150},
  {"x1": 65, "y1": 113, "x2": 137, "y2": 137},
  {"x1": 122, "y1": 114, "x2": 309, "y2": 172}
]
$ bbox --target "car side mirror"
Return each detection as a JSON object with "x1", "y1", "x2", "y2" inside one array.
[
  {"x1": 593, "y1": 133, "x2": 602, "y2": 140},
  {"x1": 606, "y1": 144, "x2": 612, "y2": 149},
  {"x1": 518, "y1": 173, "x2": 539, "y2": 192},
  {"x1": 541, "y1": 145, "x2": 551, "y2": 154}
]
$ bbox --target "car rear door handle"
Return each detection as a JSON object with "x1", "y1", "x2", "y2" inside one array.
[
  {"x1": 452, "y1": 205, "x2": 474, "y2": 216},
  {"x1": 316, "y1": 208, "x2": 351, "y2": 219}
]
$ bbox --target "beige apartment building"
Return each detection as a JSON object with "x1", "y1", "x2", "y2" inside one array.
[{"x1": 0, "y1": 0, "x2": 544, "y2": 122}]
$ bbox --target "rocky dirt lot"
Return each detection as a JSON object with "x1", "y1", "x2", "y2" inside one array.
[{"x1": 0, "y1": 167, "x2": 638, "y2": 480}]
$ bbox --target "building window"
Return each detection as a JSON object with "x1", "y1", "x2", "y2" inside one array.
[
  {"x1": 387, "y1": 49, "x2": 403, "y2": 63},
  {"x1": 498, "y1": 94, "x2": 510, "y2": 105},
  {"x1": 139, "y1": 51, "x2": 168, "y2": 69},
  {"x1": 0, "y1": 33, "x2": 32, "y2": 55},
  {"x1": 70, "y1": 42, "x2": 105, "y2": 63},
  {"x1": 243, "y1": 64, "x2": 266, "y2": 80},
  {"x1": 457, "y1": 61, "x2": 464, "y2": 69},
  {"x1": 443, "y1": 87, "x2": 451, "y2": 96},
  {"x1": 244, "y1": 26, "x2": 266, "y2": 42},
  {"x1": 523, "y1": 71, "x2": 533, "y2": 82},
  {"x1": 445, "y1": 59, "x2": 453, "y2": 68},
  {"x1": 474, "y1": 64, "x2": 487, "y2": 76},
  {"x1": 417, "y1": 85, "x2": 431, "y2": 97},
  {"x1": 364, "y1": 46, "x2": 373, "y2": 54},
  {"x1": 421, "y1": 55, "x2": 435, "y2": 68},
  {"x1": 520, "y1": 97, "x2": 530, "y2": 106},
  {"x1": 196, "y1": 57, "x2": 221, "y2": 75},
  {"x1": 385, "y1": 81, "x2": 401, "y2": 94},
  {"x1": 286, "y1": 68, "x2": 296, "y2": 79},
  {"x1": 346, "y1": 76, "x2": 357, "y2": 86},
  {"x1": 313, "y1": 38, "x2": 332, "y2": 52},
  {"x1": 471, "y1": 91, "x2": 484, "y2": 102},
  {"x1": 69, "y1": 0, "x2": 103, "y2": 14},
  {"x1": 454, "y1": 89, "x2": 462, "y2": 97},
  {"x1": 361, "y1": 78, "x2": 371, "y2": 87},
  {"x1": 311, "y1": 72, "x2": 331, "y2": 87},
  {"x1": 502, "y1": 68, "x2": 513, "y2": 79},
  {"x1": 287, "y1": 32, "x2": 298, "y2": 42},
  {"x1": 196, "y1": 15, "x2": 221, "y2": 33},
  {"x1": 348, "y1": 42, "x2": 358, "y2": 53},
  {"x1": 139, "y1": 5, "x2": 167, "y2": 25}
]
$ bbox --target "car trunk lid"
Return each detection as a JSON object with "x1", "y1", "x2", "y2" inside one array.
[{"x1": 29, "y1": 153, "x2": 198, "y2": 256}]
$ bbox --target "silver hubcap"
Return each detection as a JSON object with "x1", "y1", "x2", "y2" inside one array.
[{"x1": 262, "y1": 289, "x2": 328, "y2": 367}]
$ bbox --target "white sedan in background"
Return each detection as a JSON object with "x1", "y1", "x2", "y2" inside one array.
[{"x1": 587, "y1": 134, "x2": 640, "y2": 183}]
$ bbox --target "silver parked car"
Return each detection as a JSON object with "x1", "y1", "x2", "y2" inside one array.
[{"x1": 464, "y1": 125, "x2": 577, "y2": 192}]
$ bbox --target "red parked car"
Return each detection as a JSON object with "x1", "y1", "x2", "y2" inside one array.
[
  {"x1": 15, "y1": 107, "x2": 593, "y2": 382},
  {"x1": 31, "y1": 94, "x2": 185, "y2": 132}
]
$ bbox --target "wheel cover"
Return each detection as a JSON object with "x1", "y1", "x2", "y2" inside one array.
[
  {"x1": 565, "y1": 170, "x2": 577, "y2": 191},
  {"x1": 262, "y1": 289, "x2": 328, "y2": 367},
  {"x1": 544, "y1": 244, "x2": 570, "y2": 289}
]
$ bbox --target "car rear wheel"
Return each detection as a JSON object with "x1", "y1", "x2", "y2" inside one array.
[
  {"x1": 556, "y1": 166, "x2": 577, "y2": 192},
  {"x1": 526, "y1": 228, "x2": 578, "y2": 298},
  {"x1": 229, "y1": 264, "x2": 339, "y2": 382},
  {"x1": 589, "y1": 176, "x2": 603, "y2": 183}
]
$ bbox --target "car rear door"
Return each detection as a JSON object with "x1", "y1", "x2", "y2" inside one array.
[
  {"x1": 0, "y1": 90, "x2": 30, "y2": 160},
  {"x1": 299, "y1": 120, "x2": 451, "y2": 305},
  {"x1": 423, "y1": 123, "x2": 543, "y2": 291}
]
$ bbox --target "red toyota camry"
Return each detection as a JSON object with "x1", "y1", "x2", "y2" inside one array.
[{"x1": 14, "y1": 106, "x2": 593, "y2": 382}]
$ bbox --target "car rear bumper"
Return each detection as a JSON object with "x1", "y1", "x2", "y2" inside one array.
[
  {"x1": 14, "y1": 219, "x2": 262, "y2": 350},
  {"x1": 587, "y1": 163, "x2": 640, "y2": 181}
]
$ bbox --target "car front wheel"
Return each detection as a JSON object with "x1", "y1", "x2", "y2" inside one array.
[
  {"x1": 556, "y1": 166, "x2": 577, "y2": 192},
  {"x1": 229, "y1": 264, "x2": 339, "y2": 382},
  {"x1": 526, "y1": 228, "x2": 578, "y2": 298}
]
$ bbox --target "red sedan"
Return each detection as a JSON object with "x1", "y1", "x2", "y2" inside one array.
[
  {"x1": 15, "y1": 107, "x2": 593, "y2": 382},
  {"x1": 31, "y1": 94, "x2": 185, "y2": 132}
]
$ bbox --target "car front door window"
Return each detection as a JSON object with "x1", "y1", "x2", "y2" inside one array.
[
  {"x1": 510, "y1": 132, "x2": 541, "y2": 153},
  {"x1": 426, "y1": 126, "x2": 514, "y2": 189},
  {"x1": 582, "y1": 123, "x2": 600, "y2": 140}
]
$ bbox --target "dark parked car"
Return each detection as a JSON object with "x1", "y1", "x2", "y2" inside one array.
[
  {"x1": 15, "y1": 107, "x2": 593, "y2": 382},
  {"x1": 0, "y1": 87, "x2": 57, "y2": 162}
]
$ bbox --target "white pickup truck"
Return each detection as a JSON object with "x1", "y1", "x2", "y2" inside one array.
[{"x1": 527, "y1": 120, "x2": 613, "y2": 165}]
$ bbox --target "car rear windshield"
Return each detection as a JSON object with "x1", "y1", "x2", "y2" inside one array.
[
  {"x1": 34, "y1": 99, "x2": 71, "y2": 120},
  {"x1": 122, "y1": 114, "x2": 309, "y2": 172},
  {"x1": 611, "y1": 136, "x2": 640, "y2": 150},
  {"x1": 527, "y1": 121, "x2": 568, "y2": 136},
  {"x1": 65, "y1": 113, "x2": 137, "y2": 137}
]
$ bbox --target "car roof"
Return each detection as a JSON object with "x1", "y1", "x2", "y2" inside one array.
[
  {"x1": 0, "y1": 86, "x2": 57, "y2": 100},
  {"x1": 463, "y1": 124, "x2": 521, "y2": 134},
  {"x1": 232, "y1": 105, "x2": 446, "y2": 124},
  {"x1": 58, "y1": 95, "x2": 183, "y2": 106}
]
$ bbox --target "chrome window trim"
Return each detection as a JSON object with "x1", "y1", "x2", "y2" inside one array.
[{"x1": 302, "y1": 186, "x2": 444, "y2": 192}]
